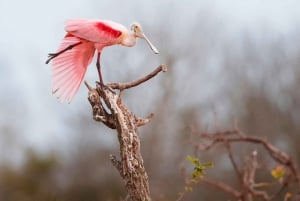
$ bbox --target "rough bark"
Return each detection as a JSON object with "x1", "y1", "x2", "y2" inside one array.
[{"x1": 85, "y1": 65, "x2": 167, "y2": 201}]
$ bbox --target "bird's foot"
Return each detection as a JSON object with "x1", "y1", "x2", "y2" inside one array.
[
  {"x1": 46, "y1": 42, "x2": 82, "y2": 64},
  {"x1": 46, "y1": 53, "x2": 59, "y2": 64},
  {"x1": 96, "y1": 81, "x2": 116, "y2": 95}
]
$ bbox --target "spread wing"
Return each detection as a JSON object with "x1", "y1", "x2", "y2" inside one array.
[
  {"x1": 51, "y1": 34, "x2": 95, "y2": 102},
  {"x1": 65, "y1": 19, "x2": 123, "y2": 44}
]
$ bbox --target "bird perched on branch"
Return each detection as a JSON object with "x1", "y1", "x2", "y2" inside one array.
[{"x1": 46, "y1": 19, "x2": 159, "y2": 102}]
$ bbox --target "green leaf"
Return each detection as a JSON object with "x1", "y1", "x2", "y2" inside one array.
[
  {"x1": 186, "y1": 155, "x2": 200, "y2": 166},
  {"x1": 201, "y1": 162, "x2": 214, "y2": 168},
  {"x1": 271, "y1": 165, "x2": 285, "y2": 180},
  {"x1": 186, "y1": 155, "x2": 213, "y2": 179},
  {"x1": 184, "y1": 186, "x2": 193, "y2": 192}
]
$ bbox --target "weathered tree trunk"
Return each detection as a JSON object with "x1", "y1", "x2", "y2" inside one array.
[{"x1": 85, "y1": 65, "x2": 167, "y2": 201}]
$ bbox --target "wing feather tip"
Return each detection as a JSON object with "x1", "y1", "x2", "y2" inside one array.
[{"x1": 52, "y1": 88, "x2": 59, "y2": 94}]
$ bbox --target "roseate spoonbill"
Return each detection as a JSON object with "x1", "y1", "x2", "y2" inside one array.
[{"x1": 46, "y1": 19, "x2": 159, "y2": 102}]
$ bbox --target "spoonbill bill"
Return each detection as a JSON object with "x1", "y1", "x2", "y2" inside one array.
[{"x1": 46, "y1": 19, "x2": 159, "y2": 102}]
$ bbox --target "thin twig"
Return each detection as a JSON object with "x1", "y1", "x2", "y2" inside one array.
[
  {"x1": 135, "y1": 113, "x2": 154, "y2": 127},
  {"x1": 201, "y1": 178, "x2": 241, "y2": 198},
  {"x1": 225, "y1": 141, "x2": 243, "y2": 183},
  {"x1": 107, "y1": 64, "x2": 167, "y2": 90},
  {"x1": 199, "y1": 133, "x2": 296, "y2": 175},
  {"x1": 196, "y1": 129, "x2": 300, "y2": 200}
]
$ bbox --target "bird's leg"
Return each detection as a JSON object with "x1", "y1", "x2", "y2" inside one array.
[
  {"x1": 45, "y1": 41, "x2": 82, "y2": 64},
  {"x1": 96, "y1": 52, "x2": 104, "y2": 85},
  {"x1": 96, "y1": 52, "x2": 116, "y2": 94}
]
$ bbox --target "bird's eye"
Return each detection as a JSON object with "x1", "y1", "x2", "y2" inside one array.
[{"x1": 131, "y1": 24, "x2": 140, "y2": 33}]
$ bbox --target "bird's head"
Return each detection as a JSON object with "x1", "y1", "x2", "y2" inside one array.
[{"x1": 131, "y1": 23, "x2": 159, "y2": 54}]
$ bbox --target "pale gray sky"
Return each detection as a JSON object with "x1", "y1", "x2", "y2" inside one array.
[{"x1": 0, "y1": 0, "x2": 299, "y2": 163}]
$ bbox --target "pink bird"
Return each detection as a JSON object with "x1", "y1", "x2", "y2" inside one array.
[{"x1": 46, "y1": 19, "x2": 159, "y2": 102}]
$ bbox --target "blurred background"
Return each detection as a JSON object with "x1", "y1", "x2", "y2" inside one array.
[{"x1": 0, "y1": 0, "x2": 300, "y2": 200}]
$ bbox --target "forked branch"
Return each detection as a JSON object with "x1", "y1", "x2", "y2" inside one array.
[
  {"x1": 85, "y1": 64, "x2": 167, "y2": 201},
  {"x1": 191, "y1": 128, "x2": 300, "y2": 201}
]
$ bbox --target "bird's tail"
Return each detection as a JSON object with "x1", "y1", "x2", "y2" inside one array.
[{"x1": 50, "y1": 34, "x2": 95, "y2": 102}]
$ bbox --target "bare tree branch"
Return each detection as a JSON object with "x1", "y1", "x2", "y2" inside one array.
[
  {"x1": 107, "y1": 64, "x2": 167, "y2": 90},
  {"x1": 85, "y1": 65, "x2": 167, "y2": 201},
  {"x1": 193, "y1": 129, "x2": 300, "y2": 201},
  {"x1": 225, "y1": 141, "x2": 243, "y2": 183},
  {"x1": 198, "y1": 130, "x2": 300, "y2": 182},
  {"x1": 201, "y1": 178, "x2": 241, "y2": 198}
]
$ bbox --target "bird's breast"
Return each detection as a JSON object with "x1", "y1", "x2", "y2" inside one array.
[{"x1": 120, "y1": 32, "x2": 136, "y2": 47}]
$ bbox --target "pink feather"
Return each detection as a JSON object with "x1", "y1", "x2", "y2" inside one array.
[
  {"x1": 51, "y1": 34, "x2": 95, "y2": 102},
  {"x1": 48, "y1": 18, "x2": 158, "y2": 102},
  {"x1": 65, "y1": 19, "x2": 124, "y2": 46}
]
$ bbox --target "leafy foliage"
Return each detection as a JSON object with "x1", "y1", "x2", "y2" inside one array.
[
  {"x1": 186, "y1": 155, "x2": 213, "y2": 179},
  {"x1": 271, "y1": 165, "x2": 286, "y2": 180}
]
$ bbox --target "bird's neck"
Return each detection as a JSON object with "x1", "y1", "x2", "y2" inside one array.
[{"x1": 121, "y1": 32, "x2": 136, "y2": 47}]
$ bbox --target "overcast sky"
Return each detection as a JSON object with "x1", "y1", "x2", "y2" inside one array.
[{"x1": 0, "y1": 0, "x2": 299, "y2": 163}]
